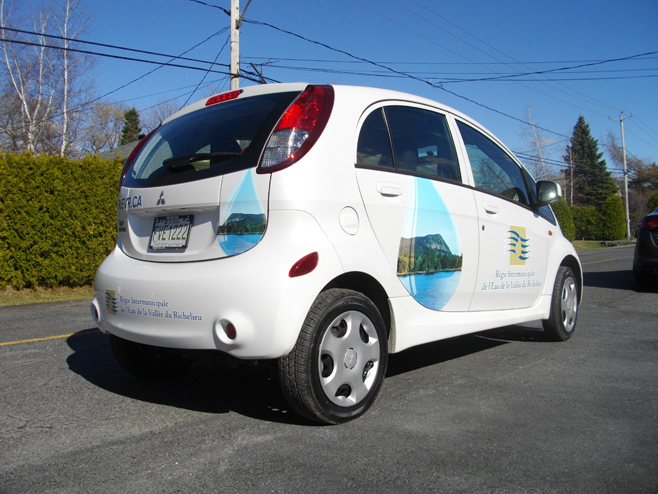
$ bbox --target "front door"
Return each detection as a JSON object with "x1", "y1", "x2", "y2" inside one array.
[{"x1": 455, "y1": 121, "x2": 549, "y2": 311}]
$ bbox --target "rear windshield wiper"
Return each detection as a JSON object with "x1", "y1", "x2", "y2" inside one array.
[{"x1": 162, "y1": 151, "x2": 240, "y2": 170}]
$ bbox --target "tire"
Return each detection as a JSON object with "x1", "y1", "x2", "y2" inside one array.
[
  {"x1": 542, "y1": 266, "x2": 579, "y2": 342},
  {"x1": 633, "y1": 268, "x2": 653, "y2": 289},
  {"x1": 109, "y1": 334, "x2": 193, "y2": 379},
  {"x1": 279, "y1": 289, "x2": 388, "y2": 425}
]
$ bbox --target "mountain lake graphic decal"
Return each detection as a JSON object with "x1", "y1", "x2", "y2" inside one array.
[
  {"x1": 397, "y1": 177, "x2": 463, "y2": 311},
  {"x1": 218, "y1": 169, "x2": 267, "y2": 256}
]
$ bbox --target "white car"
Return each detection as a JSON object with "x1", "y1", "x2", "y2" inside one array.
[{"x1": 92, "y1": 83, "x2": 581, "y2": 424}]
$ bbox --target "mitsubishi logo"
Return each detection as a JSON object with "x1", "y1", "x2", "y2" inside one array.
[{"x1": 157, "y1": 192, "x2": 165, "y2": 205}]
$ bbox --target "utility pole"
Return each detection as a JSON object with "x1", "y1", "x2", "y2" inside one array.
[
  {"x1": 618, "y1": 112, "x2": 633, "y2": 239},
  {"x1": 230, "y1": 0, "x2": 239, "y2": 90},
  {"x1": 230, "y1": 0, "x2": 253, "y2": 90}
]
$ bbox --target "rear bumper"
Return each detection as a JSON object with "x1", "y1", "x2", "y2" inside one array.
[
  {"x1": 633, "y1": 256, "x2": 658, "y2": 277},
  {"x1": 92, "y1": 210, "x2": 343, "y2": 359},
  {"x1": 633, "y1": 232, "x2": 658, "y2": 277}
]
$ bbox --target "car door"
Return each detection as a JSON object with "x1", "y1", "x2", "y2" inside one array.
[
  {"x1": 355, "y1": 104, "x2": 479, "y2": 312},
  {"x1": 455, "y1": 120, "x2": 549, "y2": 311}
]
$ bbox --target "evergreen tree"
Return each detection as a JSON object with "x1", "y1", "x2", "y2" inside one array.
[
  {"x1": 119, "y1": 107, "x2": 142, "y2": 145},
  {"x1": 563, "y1": 116, "x2": 617, "y2": 208}
]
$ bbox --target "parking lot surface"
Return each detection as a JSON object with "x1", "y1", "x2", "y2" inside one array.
[{"x1": 1, "y1": 246, "x2": 656, "y2": 493}]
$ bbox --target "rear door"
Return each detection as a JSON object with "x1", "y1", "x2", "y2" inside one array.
[{"x1": 355, "y1": 104, "x2": 479, "y2": 311}]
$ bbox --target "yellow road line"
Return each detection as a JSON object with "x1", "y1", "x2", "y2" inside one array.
[
  {"x1": 0, "y1": 329, "x2": 99, "y2": 347},
  {"x1": 582, "y1": 258, "x2": 614, "y2": 265}
]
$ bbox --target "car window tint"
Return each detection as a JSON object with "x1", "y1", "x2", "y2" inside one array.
[
  {"x1": 457, "y1": 121, "x2": 529, "y2": 205},
  {"x1": 357, "y1": 108, "x2": 393, "y2": 168},
  {"x1": 384, "y1": 106, "x2": 461, "y2": 182}
]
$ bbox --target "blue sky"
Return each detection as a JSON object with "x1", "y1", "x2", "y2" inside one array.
[{"x1": 24, "y1": 0, "x2": 658, "y2": 173}]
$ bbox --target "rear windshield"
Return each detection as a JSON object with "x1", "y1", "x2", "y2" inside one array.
[{"x1": 123, "y1": 91, "x2": 299, "y2": 188}]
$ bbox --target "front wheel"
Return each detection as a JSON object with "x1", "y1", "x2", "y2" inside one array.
[
  {"x1": 542, "y1": 266, "x2": 579, "y2": 341},
  {"x1": 279, "y1": 289, "x2": 388, "y2": 424}
]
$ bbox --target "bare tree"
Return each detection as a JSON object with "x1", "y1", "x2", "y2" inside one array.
[
  {"x1": 81, "y1": 102, "x2": 124, "y2": 153},
  {"x1": 519, "y1": 105, "x2": 556, "y2": 180},
  {"x1": 52, "y1": 0, "x2": 94, "y2": 156},
  {"x1": 0, "y1": 0, "x2": 56, "y2": 153},
  {"x1": 142, "y1": 96, "x2": 180, "y2": 133},
  {"x1": 0, "y1": 0, "x2": 94, "y2": 156}
]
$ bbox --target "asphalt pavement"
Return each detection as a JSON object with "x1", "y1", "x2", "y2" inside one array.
[{"x1": 1, "y1": 246, "x2": 656, "y2": 493}]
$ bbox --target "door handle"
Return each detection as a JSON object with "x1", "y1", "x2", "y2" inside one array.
[
  {"x1": 483, "y1": 202, "x2": 499, "y2": 214},
  {"x1": 376, "y1": 183, "x2": 402, "y2": 197}
]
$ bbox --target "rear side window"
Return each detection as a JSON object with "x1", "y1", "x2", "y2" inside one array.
[
  {"x1": 357, "y1": 108, "x2": 393, "y2": 168},
  {"x1": 386, "y1": 106, "x2": 461, "y2": 182},
  {"x1": 123, "y1": 92, "x2": 298, "y2": 188},
  {"x1": 457, "y1": 121, "x2": 530, "y2": 206}
]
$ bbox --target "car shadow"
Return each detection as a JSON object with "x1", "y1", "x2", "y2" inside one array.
[
  {"x1": 66, "y1": 329, "x2": 300, "y2": 425},
  {"x1": 583, "y1": 269, "x2": 658, "y2": 292},
  {"x1": 387, "y1": 323, "x2": 549, "y2": 377},
  {"x1": 67, "y1": 323, "x2": 552, "y2": 425}
]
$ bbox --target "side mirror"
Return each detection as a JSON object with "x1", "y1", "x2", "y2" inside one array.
[{"x1": 536, "y1": 181, "x2": 561, "y2": 206}]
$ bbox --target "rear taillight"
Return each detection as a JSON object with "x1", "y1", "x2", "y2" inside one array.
[
  {"x1": 258, "y1": 85, "x2": 334, "y2": 173},
  {"x1": 640, "y1": 216, "x2": 658, "y2": 231},
  {"x1": 119, "y1": 126, "x2": 159, "y2": 188}
]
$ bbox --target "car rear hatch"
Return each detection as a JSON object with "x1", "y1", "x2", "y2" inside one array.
[{"x1": 117, "y1": 86, "x2": 303, "y2": 262}]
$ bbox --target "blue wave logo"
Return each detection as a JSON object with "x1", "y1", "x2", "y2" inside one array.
[
  {"x1": 105, "y1": 290, "x2": 118, "y2": 316},
  {"x1": 507, "y1": 226, "x2": 529, "y2": 265}
]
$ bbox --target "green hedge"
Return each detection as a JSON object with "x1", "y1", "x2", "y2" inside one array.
[
  {"x1": 0, "y1": 153, "x2": 123, "y2": 289},
  {"x1": 551, "y1": 199, "x2": 575, "y2": 241},
  {"x1": 571, "y1": 195, "x2": 627, "y2": 241},
  {"x1": 599, "y1": 195, "x2": 626, "y2": 240},
  {"x1": 571, "y1": 205, "x2": 602, "y2": 240}
]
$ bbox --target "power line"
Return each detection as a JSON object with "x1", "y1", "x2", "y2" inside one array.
[
  {"x1": 244, "y1": 62, "x2": 658, "y2": 82},
  {"x1": 0, "y1": 26, "x2": 230, "y2": 68},
  {"x1": 406, "y1": 0, "x2": 625, "y2": 113},
  {"x1": 0, "y1": 37, "x2": 235, "y2": 75},
  {"x1": 230, "y1": 13, "x2": 570, "y2": 139},
  {"x1": 352, "y1": 0, "x2": 614, "y2": 117},
  {"x1": 243, "y1": 54, "x2": 658, "y2": 66},
  {"x1": 180, "y1": 34, "x2": 231, "y2": 108},
  {"x1": 185, "y1": 0, "x2": 655, "y2": 149}
]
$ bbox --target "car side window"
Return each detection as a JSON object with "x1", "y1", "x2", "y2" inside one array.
[
  {"x1": 357, "y1": 108, "x2": 393, "y2": 168},
  {"x1": 385, "y1": 106, "x2": 461, "y2": 182},
  {"x1": 522, "y1": 168, "x2": 557, "y2": 225},
  {"x1": 457, "y1": 121, "x2": 530, "y2": 206}
]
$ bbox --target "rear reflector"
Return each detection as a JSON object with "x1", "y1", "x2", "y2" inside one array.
[
  {"x1": 259, "y1": 85, "x2": 334, "y2": 173},
  {"x1": 289, "y1": 252, "x2": 319, "y2": 278},
  {"x1": 225, "y1": 322, "x2": 237, "y2": 340},
  {"x1": 206, "y1": 90, "x2": 242, "y2": 106}
]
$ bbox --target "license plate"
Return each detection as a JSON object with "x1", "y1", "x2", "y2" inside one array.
[{"x1": 150, "y1": 215, "x2": 193, "y2": 250}]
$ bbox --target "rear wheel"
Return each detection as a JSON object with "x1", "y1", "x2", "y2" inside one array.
[
  {"x1": 542, "y1": 266, "x2": 578, "y2": 341},
  {"x1": 109, "y1": 334, "x2": 193, "y2": 379},
  {"x1": 279, "y1": 289, "x2": 388, "y2": 424}
]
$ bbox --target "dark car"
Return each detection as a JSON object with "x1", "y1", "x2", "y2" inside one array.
[{"x1": 633, "y1": 207, "x2": 658, "y2": 287}]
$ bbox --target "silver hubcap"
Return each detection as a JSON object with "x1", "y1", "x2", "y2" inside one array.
[
  {"x1": 318, "y1": 310, "x2": 381, "y2": 407},
  {"x1": 560, "y1": 276, "x2": 578, "y2": 333}
]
